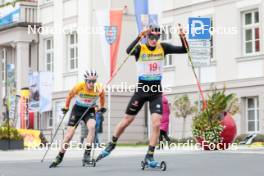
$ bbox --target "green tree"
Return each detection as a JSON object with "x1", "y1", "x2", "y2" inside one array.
[
  {"x1": 0, "y1": 0, "x2": 24, "y2": 8},
  {"x1": 173, "y1": 94, "x2": 197, "y2": 139}
]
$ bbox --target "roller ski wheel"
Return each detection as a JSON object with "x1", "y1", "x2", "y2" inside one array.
[
  {"x1": 82, "y1": 159, "x2": 96, "y2": 167},
  {"x1": 140, "y1": 159, "x2": 167, "y2": 171},
  {"x1": 49, "y1": 155, "x2": 63, "y2": 168},
  {"x1": 160, "y1": 161, "x2": 167, "y2": 171},
  {"x1": 141, "y1": 161, "x2": 145, "y2": 170},
  {"x1": 82, "y1": 150, "x2": 96, "y2": 167}
]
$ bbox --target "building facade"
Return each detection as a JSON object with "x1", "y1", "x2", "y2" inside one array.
[
  {"x1": 29, "y1": 0, "x2": 144, "y2": 143},
  {"x1": 162, "y1": 0, "x2": 264, "y2": 138},
  {"x1": 0, "y1": 0, "x2": 40, "y2": 126},
  {"x1": 1, "y1": 0, "x2": 263, "y2": 143}
]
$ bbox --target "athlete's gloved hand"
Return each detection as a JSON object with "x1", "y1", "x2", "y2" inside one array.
[
  {"x1": 61, "y1": 107, "x2": 69, "y2": 115},
  {"x1": 138, "y1": 28, "x2": 151, "y2": 38},
  {"x1": 179, "y1": 27, "x2": 186, "y2": 38},
  {"x1": 98, "y1": 107, "x2": 107, "y2": 113}
]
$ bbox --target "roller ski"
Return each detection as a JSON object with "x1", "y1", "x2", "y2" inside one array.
[
  {"x1": 82, "y1": 149, "x2": 96, "y2": 167},
  {"x1": 96, "y1": 142, "x2": 116, "y2": 162},
  {"x1": 49, "y1": 155, "x2": 63, "y2": 168},
  {"x1": 140, "y1": 155, "x2": 167, "y2": 171}
]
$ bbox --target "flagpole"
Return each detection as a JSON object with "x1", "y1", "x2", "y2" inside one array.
[
  {"x1": 107, "y1": 89, "x2": 111, "y2": 142},
  {"x1": 107, "y1": 0, "x2": 112, "y2": 143}
]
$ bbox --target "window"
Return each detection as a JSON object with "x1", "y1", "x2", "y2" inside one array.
[
  {"x1": 161, "y1": 25, "x2": 172, "y2": 41},
  {"x1": 43, "y1": 0, "x2": 51, "y2": 3},
  {"x1": 210, "y1": 18, "x2": 214, "y2": 59},
  {"x1": 1, "y1": 48, "x2": 6, "y2": 83},
  {"x1": 44, "y1": 38, "x2": 54, "y2": 72},
  {"x1": 164, "y1": 55, "x2": 173, "y2": 67},
  {"x1": 246, "y1": 97, "x2": 259, "y2": 133},
  {"x1": 243, "y1": 10, "x2": 260, "y2": 55},
  {"x1": 54, "y1": 100, "x2": 66, "y2": 127},
  {"x1": 47, "y1": 111, "x2": 53, "y2": 128},
  {"x1": 67, "y1": 33, "x2": 78, "y2": 71}
]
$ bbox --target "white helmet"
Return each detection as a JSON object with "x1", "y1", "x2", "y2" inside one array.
[{"x1": 84, "y1": 69, "x2": 98, "y2": 80}]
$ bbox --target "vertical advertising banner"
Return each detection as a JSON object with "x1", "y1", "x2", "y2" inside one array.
[
  {"x1": 133, "y1": 0, "x2": 158, "y2": 43},
  {"x1": 28, "y1": 71, "x2": 53, "y2": 112},
  {"x1": 96, "y1": 9, "x2": 123, "y2": 79},
  {"x1": 28, "y1": 72, "x2": 39, "y2": 111},
  {"x1": 19, "y1": 88, "x2": 29, "y2": 129},
  {"x1": 39, "y1": 72, "x2": 53, "y2": 113},
  {"x1": 109, "y1": 10, "x2": 123, "y2": 78},
  {"x1": 134, "y1": 0, "x2": 149, "y2": 33},
  {"x1": 6, "y1": 64, "x2": 16, "y2": 123},
  {"x1": 95, "y1": 8, "x2": 123, "y2": 142}
]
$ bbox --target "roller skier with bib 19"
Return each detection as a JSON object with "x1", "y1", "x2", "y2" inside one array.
[
  {"x1": 49, "y1": 70, "x2": 106, "y2": 168},
  {"x1": 96, "y1": 24, "x2": 188, "y2": 171}
]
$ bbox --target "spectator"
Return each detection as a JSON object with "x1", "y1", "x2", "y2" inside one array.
[{"x1": 158, "y1": 95, "x2": 171, "y2": 149}]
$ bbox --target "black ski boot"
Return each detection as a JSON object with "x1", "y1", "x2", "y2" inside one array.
[
  {"x1": 95, "y1": 142, "x2": 116, "y2": 162},
  {"x1": 82, "y1": 149, "x2": 96, "y2": 167},
  {"x1": 49, "y1": 155, "x2": 63, "y2": 168}
]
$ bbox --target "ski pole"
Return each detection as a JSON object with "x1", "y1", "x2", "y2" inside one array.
[
  {"x1": 178, "y1": 24, "x2": 207, "y2": 110},
  {"x1": 41, "y1": 112, "x2": 67, "y2": 162}
]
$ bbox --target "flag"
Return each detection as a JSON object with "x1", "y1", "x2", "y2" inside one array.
[
  {"x1": 95, "y1": 9, "x2": 123, "y2": 79},
  {"x1": 133, "y1": 0, "x2": 159, "y2": 43}
]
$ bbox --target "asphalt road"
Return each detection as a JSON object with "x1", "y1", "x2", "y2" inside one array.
[{"x1": 1, "y1": 151, "x2": 264, "y2": 176}]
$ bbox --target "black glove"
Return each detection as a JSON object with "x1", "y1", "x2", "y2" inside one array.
[
  {"x1": 61, "y1": 108, "x2": 69, "y2": 115},
  {"x1": 98, "y1": 107, "x2": 107, "y2": 113}
]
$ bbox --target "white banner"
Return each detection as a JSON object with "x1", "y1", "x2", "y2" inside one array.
[
  {"x1": 39, "y1": 72, "x2": 53, "y2": 113},
  {"x1": 95, "y1": 9, "x2": 110, "y2": 79},
  {"x1": 28, "y1": 72, "x2": 39, "y2": 111}
]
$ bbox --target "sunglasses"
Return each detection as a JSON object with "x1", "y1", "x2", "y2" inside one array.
[
  {"x1": 148, "y1": 34, "x2": 160, "y2": 41},
  {"x1": 86, "y1": 79, "x2": 97, "y2": 84}
]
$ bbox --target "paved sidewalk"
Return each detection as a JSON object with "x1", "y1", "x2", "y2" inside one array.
[{"x1": 0, "y1": 145, "x2": 263, "y2": 162}]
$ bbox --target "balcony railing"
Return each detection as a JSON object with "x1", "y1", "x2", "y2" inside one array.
[
  {"x1": 19, "y1": 0, "x2": 38, "y2": 23},
  {"x1": 0, "y1": 0, "x2": 38, "y2": 28}
]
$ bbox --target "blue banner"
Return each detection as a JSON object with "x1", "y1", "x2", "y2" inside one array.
[
  {"x1": 149, "y1": 14, "x2": 158, "y2": 26},
  {"x1": 134, "y1": 0, "x2": 149, "y2": 33},
  {"x1": 0, "y1": 9, "x2": 20, "y2": 26},
  {"x1": 134, "y1": 0, "x2": 160, "y2": 44}
]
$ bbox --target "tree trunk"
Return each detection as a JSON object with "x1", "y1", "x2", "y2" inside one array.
[{"x1": 182, "y1": 117, "x2": 186, "y2": 139}]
